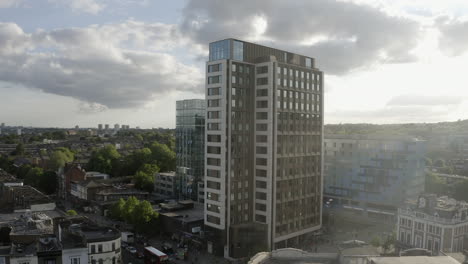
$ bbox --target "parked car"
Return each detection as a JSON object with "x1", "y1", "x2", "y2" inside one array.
[{"x1": 126, "y1": 246, "x2": 137, "y2": 254}]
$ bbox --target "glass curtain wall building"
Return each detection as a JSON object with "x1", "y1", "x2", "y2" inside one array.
[
  {"x1": 205, "y1": 39, "x2": 324, "y2": 258},
  {"x1": 176, "y1": 99, "x2": 206, "y2": 202},
  {"x1": 324, "y1": 135, "x2": 426, "y2": 221}
]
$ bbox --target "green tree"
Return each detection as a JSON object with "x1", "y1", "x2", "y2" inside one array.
[
  {"x1": 150, "y1": 142, "x2": 176, "y2": 171},
  {"x1": 87, "y1": 145, "x2": 121, "y2": 175},
  {"x1": 49, "y1": 147, "x2": 74, "y2": 171},
  {"x1": 370, "y1": 236, "x2": 382, "y2": 247},
  {"x1": 426, "y1": 172, "x2": 448, "y2": 194},
  {"x1": 38, "y1": 171, "x2": 58, "y2": 194},
  {"x1": 66, "y1": 210, "x2": 78, "y2": 216},
  {"x1": 139, "y1": 163, "x2": 159, "y2": 175},
  {"x1": 51, "y1": 131, "x2": 67, "y2": 140},
  {"x1": 425, "y1": 157, "x2": 433, "y2": 167},
  {"x1": 24, "y1": 167, "x2": 43, "y2": 187},
  {"x1": 454, "y1": 179, "x2": 468, "y2": 202},
  {"x1": 434, "y1": 159, "x2": 445, "y2": 168},
  {"x1": 14, "y1": 143, "x2": 25, "y2": 156},
  {"x1": 109, "y1": 198, "x2": 126, "y2": 220},
  {"x1": 121, "y1": 148, "x2": 152, "y2": 176},
  {"x1": 16, "y1": 164, "x2": 31, "y2": 179},
  {"x1": 382, "y1": 232, "x2": 396, "y2": 253},
  {"x1": 134, "y1": 171, "x2": 155, "y2": 193},
  {"x1": 132, "y1": 200, "x2": 159, "y2": 232},
  {"x1": 122, "y1": 196, "x2": 140, "y2": 223}
]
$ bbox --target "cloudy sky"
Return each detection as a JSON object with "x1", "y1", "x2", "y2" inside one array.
[{"x1": 1, "y1": 0, "x2": 468, "y2": 128}]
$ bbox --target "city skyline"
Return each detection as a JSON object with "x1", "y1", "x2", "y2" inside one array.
[{"x1": 1, "y1": 0, "x2": 468, "y2": 128}]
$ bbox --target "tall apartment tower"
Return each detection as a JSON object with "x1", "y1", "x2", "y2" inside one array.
[
  {"x1": 204, "y1": 39, "x2": 324, "y2": 258},
  {"x1": 175, "y1": 99, "x2": 206, "y2": 202}
]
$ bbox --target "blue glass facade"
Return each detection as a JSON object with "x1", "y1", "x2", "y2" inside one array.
[
  {"x1": 209, "y1": 39, "x2": 244, "y2": 61},
  {"x1": 176, "y1": 99, "x2": 206, "y2": 201},
  {"x1": 209, "y1": 39, "x2": 230, "y2": 61},
  {"x1": 233, "y1": 40, "x2": 244, "y2": 61},
  {"x1": 324, "y1": 136, "x2": 426, "y2": 208}
]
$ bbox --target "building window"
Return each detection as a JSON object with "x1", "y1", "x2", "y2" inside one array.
[
  {"x1": 256, "y1": 89, "x2": 268, "y2": 97},
  {"x1": 208, "y1": 87, "x2": 220, "y2": 96},
  {"x1": 256, "y1": 158, "x2": 267, "y2": 166},
  {"x1": 207, "y1": 134, "x2": 221, "y2": 143},
  {"x1": 256, "y1": 123, "x2": 268, "y2": 131},
  {"x1": 207, "y1": 123, "x2": 220, "y2": 131},
  {"x1": 207, "y1": 192, "x2": 219, "y2": 201},
  {"x1": 207, "y1": 180, "x2": 221, "y2": 190},
  {"x1": 98, "y1": 260, "x2": 103, "y2": 264},
  {"x1": 70, "y1": 257, "x2": 80, "y2": 264},
  {"x1": 207, "y1": 215, "x2": 221, "y2": 225},
  {"x1": 256, "y1": 100, "x2": 268, "y2": 108},
  {"x1": 256, "y1": 112, "x2": 268, "y2": 120},
  {"x1": 256, "y1": 180, "x2": 267, "y2": 189},
  {"x1": 207, "y1": 146, "x2": 221, "y2": 154},
  {"x1": 208, "y1": 63, "x2": 222, "y2": 73},
  {"x1": 256, "y1": 66, "x2": 268, "y2": 74},
  {"x1": 208, "y1": 75, "x2": 221, "y2": 84},
  {"x1": 256, "y1": 169, "x2": 267, "y2": 177},
  {"x1": 256, "y1": 203, "x2": 267, "y2": 211},
  {"x1": 232, "y1": 76, "x2": 236, "y2": 84},
  {"x1": 305, "y1": 57, "x2": 312, "y2": 68},
  {"x1": 207, "y1": 158, "x2": 221, "y2": 166},
  {"x1": 112, "y1": 242, "x2": 115, "y2": 251},
  {"x1": 256, "y1": 146, "x2": 267, "y2": 154},
  {"x1": 91, "y1": 245, "x2": 96, "y2": 254},
  {"x1": 207, "y1": 203, "x2": 221, "y2": 213},
  {"x1": 45, "y1": 260, "x2": 56, "y2": 264},
  {"x1": 255, "y1": 214, "x2": 267, "y2": 223},
  {"x1": 255, "y1": 192, "x2": 266, "y2": 200},
  {"x1": 207, "y1": 169, "x2": 220, "y2": 178},
  {"x1": 256, "y1": 135, "x2": 267, "y2": 143},
  {"x1": 207, "y1": 111, "x2": 220, "y2": 119},
  {"x1": 256, "y1": 77, "x2": 268, "y2": 85},
  {"x1": 207, "y1": 99, "x2": 220, "y2": 107}
]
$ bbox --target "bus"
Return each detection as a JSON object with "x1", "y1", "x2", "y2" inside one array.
[{"x1": 144, "y1": 246, "x2": 168, "y2": 264}]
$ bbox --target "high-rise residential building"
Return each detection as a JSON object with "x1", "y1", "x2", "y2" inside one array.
[
  {"x1": 104, "y1": 124, "x2": 109, "y2": 130},
  {"x1": 114, "y1": 124, "x2": 120, "y2": 130},
  {"x1": 324, "y1": 135, "x2": 426, "y2": 221},
  {"x1": 204, "y1": 39, "x2": 323, "y2": 258},
  {"x1": 176, "y1": 99, "x2": 206, "y2": 202},
  {"x1": 98, "y1": 124, "x2": 103, "y2": 130}
]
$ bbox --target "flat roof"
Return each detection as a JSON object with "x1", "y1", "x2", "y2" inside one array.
[
  {"x1": 145, "y1": 246, "x2": 167, "y2": 257},
  {"x1": 369, "y1": 256, "x2": 460, "y2": 264},
  {"x1": 160, "y1": 202, "x2": 204, "y2": 223}
]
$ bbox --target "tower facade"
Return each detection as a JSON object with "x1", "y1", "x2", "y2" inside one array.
[
  {"x1": 204, "y1": 39, "x2": 324, "y2": 258},
  {"x1": 176, "y1": 99, "x2": 206, "y2": 201}
]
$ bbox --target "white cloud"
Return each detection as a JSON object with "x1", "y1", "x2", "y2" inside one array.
[
  {"x1": 0, "y1": 21, "x2": 204, "y2": 109},
  {"x1": 0, "y1": 0, "x2": 22, "y2": 8},
  {"x1": 181, "y1": 0, "x2": 423, "y2": 75},
  {"x1": 48, "y1": 0, "x2": 103, "y2": 14}
]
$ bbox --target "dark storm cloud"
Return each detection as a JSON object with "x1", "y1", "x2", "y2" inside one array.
[{"x1": 181, "y1": 0, "x2": 421, "y2": 75}]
